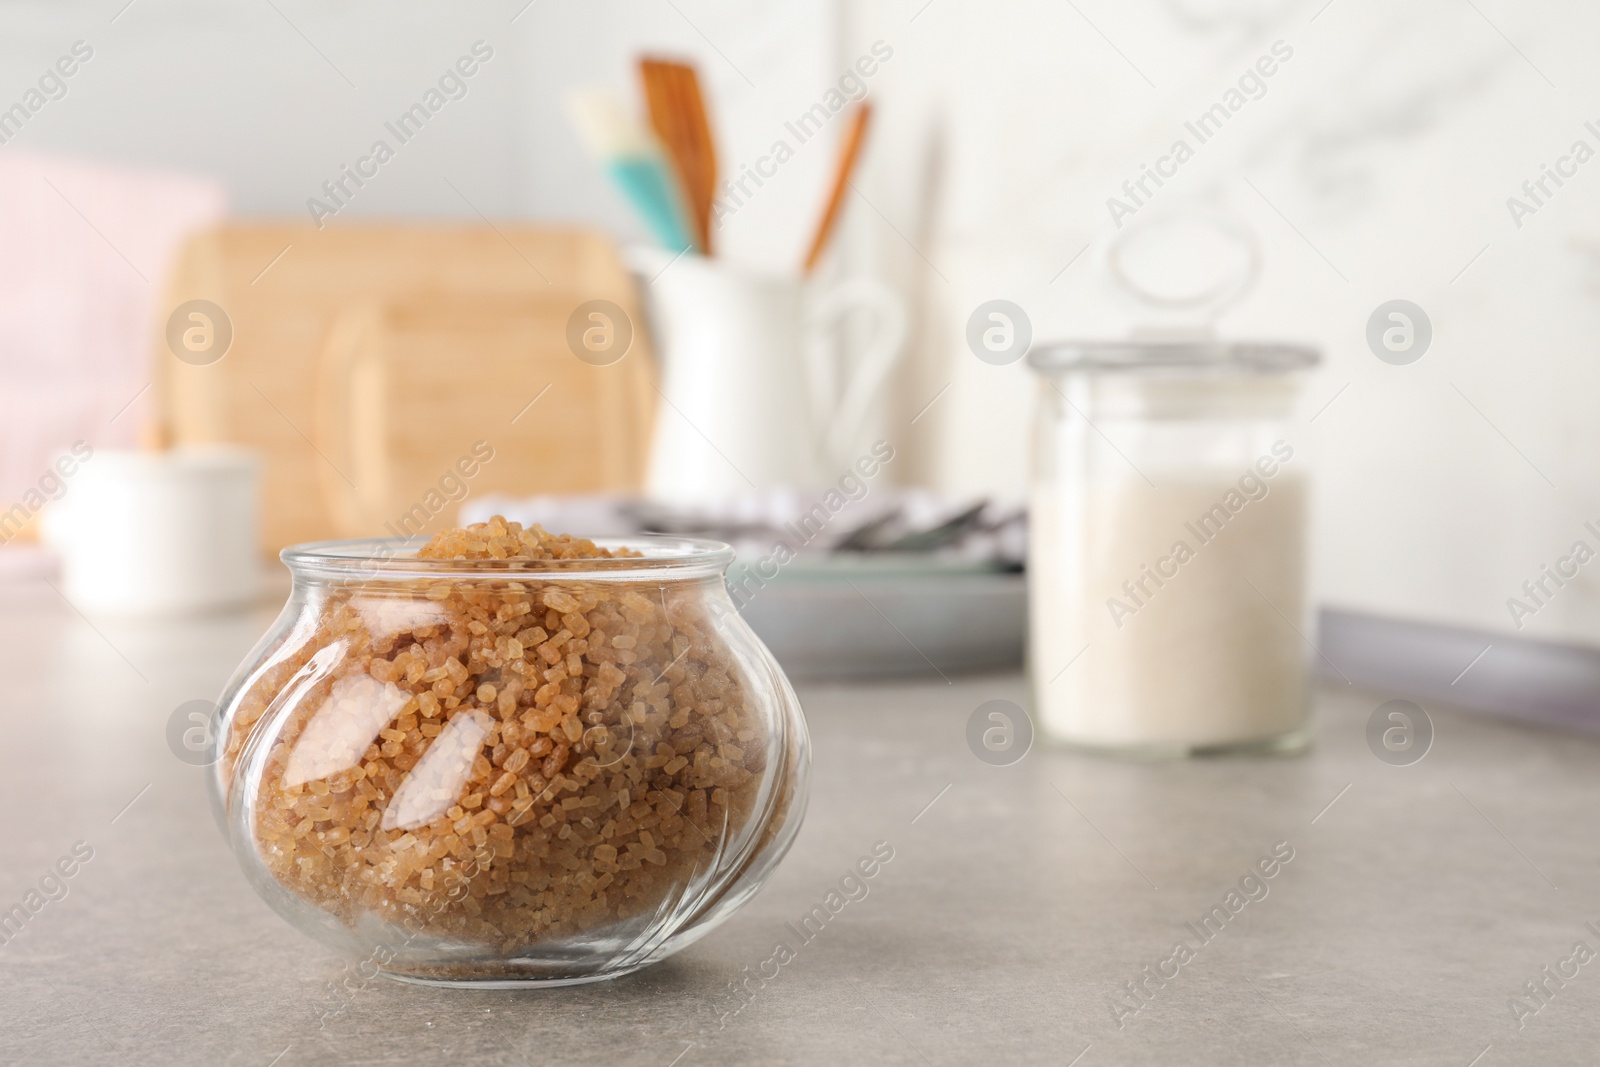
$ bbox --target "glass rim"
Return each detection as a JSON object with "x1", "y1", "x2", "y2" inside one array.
[
  {"x1": 1027, "y1": 339, "x2": 1320, "y2": 375},
  {"x1": 280, "y1": 535, "x2": 736, "y2": 581}
]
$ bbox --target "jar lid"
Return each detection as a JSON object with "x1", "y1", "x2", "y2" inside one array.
[{"x1": 1027, "y1": 339, "x2": 1319, "y2": 375}]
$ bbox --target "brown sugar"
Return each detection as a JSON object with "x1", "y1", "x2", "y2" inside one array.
[
  {"x1": 223, "y1": 519, "x2": 772, "y2": 951},
  {"x1": 413, "y1": 519, "x2": 641, "y2": 563}
]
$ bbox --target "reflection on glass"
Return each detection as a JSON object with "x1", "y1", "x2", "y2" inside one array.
[
  {"x1": 353, "y1": 597, "x2": 450, "y2": 642},
  {"x1": 284, "y1": 674, "x2": 408, "y2": 787},
  {"x1": 382, "y1": 709, "x2": 492, "y2": 831}
]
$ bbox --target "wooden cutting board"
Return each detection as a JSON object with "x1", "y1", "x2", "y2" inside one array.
[{"x1": 156, "y1": 225, "x2": 657, "y2": 553}]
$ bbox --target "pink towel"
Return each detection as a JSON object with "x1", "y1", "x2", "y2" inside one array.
[{"x1": 0, "y1": 151, "x2": 225, "y2": 535}]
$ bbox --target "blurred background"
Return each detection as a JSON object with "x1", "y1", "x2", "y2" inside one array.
[{"x1": 3, "y1": 0, "x2": 1599, "y2": 710}]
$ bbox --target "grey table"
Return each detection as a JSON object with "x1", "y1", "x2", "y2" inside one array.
[{"x1": 1, "y1": 579, "x2": 1597, "y2": 1066}]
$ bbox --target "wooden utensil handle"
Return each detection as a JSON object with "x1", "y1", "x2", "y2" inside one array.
[{"x1": 803, "y1": 103, "x2": 872, "y2": 274}]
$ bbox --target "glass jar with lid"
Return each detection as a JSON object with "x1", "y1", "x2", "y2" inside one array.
[{"x1": 1026, "y1": 340, "x2": 1320, "y2": 756}]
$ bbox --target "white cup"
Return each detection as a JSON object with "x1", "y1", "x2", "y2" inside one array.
[
  {"x1": 629, "y1": 250, "x2": 906, "y2": 500},
  {"x1": 41, "y1": 447, "x2": 262, "y2": 616}
]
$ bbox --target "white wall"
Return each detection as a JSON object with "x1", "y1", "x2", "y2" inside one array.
[
  {"x1": 7, "y1": 0, "x2": 1600, "y2": 647},
  {"x1": 845, "y1": 0, "x2": 1600, "y2": 646},
  {"x1": 0, "y1": 0, "x2": 835, "y2": 261}
]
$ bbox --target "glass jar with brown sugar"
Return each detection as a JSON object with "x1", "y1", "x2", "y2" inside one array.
[{"x1": 211, "y1": 519, "x2": 809, "y2": 986}]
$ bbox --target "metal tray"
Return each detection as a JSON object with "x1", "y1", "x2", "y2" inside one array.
[{"x1": 730, "y1": 555, "x2": 1026, "y2": 681}]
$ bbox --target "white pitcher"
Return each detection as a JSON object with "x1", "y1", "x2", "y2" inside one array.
[{"x1": 628, "y1": 249, "x2": 906, "y2": 500}]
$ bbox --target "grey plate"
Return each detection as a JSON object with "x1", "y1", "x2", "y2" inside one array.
[{"x1": 731, "y1": 557, "x2": 1027, "y2": 680}]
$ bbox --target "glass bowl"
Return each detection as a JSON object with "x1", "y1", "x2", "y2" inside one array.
[{"x1": 209, "y1": 535, "x2": 809, "y2": 986}]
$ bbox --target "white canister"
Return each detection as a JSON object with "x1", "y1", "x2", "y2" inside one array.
[{"x1": 42, "y1": 446, "x2": 262, "y2": 616}]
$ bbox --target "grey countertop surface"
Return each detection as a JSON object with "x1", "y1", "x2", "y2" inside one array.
[{"x1": 2, "y1": 581, "x2": 1598, "y2": 1066}]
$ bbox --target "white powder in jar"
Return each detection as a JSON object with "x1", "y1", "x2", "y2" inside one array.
[{"x1": 1030, "y1": 464, "x2": 1308, "y2": 751}]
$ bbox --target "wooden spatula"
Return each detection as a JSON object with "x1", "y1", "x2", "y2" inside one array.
[
  {"x1": 639, "y1": 57, "x2": 718, "y2": 256},
  {"x1": 803, "y1": 102, "x2": 872, "y2": 274}
]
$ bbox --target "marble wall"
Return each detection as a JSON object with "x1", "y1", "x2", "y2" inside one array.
[
  {"x1": 844, "y1": 0, "x2": 1600, "y2": 645},
  {"x1": 4, "y1": 0, "x2": 1598, "y2": 646}
]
